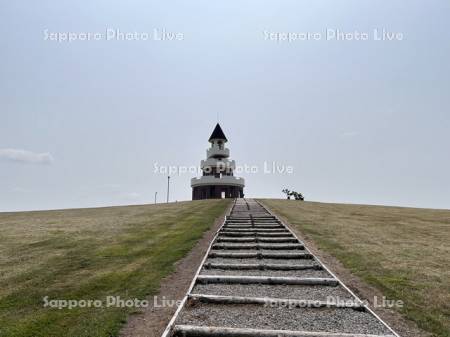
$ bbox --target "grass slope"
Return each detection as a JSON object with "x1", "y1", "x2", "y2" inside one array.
[
  {"x1": 260, "y1": 199, "x2": 450, "y2": 337},
  {"x1": 0, "y1": 199, "x2": 230, "y2": 337}
]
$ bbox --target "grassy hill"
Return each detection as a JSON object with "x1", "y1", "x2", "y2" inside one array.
[
  {"x1": 260, "y1": 199, "x2": 450, "y2": 337},
  {"x1": 2, "y1": 198, "x2": 448, "y2": 337},
  {"x1": 0, "y1": 200, "x2": 230, "y2": 337}
]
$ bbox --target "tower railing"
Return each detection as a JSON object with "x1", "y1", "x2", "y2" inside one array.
[
  {"x1": 206, "y1": 147, "x2": 229, "y2": 158},
  {"x1": 191, "y1": 176, "x2": 245, "y2": 187}
]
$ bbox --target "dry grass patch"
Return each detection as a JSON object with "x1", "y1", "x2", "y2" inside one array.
[
  {"x1": 260, "y1": 199, "x2": 450, "y2": 337},
  {"x1": 0, "y1": 200, "x2": 230, "y2": 337}
]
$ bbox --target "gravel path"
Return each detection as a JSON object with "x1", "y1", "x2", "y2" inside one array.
[
  {"x1": 177, "y1": 303, "x2": 392, "y2": 335},
  {"x1": 165, "y1": 199, "x2": 397, "y2": 337}
]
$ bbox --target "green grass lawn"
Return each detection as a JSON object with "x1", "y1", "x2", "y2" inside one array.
[
  {"x1": 0, "y1": 199, "x2": 230, "y2": 337},
  {"x1": 260, "y1": 199, "x2": 450, "y2": 337}
]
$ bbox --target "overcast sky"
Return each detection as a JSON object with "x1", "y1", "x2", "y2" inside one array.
[{"x1": 1, "y1": 0, "x2": 449, "y2": 211}]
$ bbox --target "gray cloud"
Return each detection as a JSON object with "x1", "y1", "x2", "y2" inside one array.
[{"x1": 0, "y1": 148, "x2": 54, "y2": 165}]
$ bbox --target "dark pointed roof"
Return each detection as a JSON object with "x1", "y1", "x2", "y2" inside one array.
[{"x1": 208, "y1": 123, "x2": 228, "y2": 142}]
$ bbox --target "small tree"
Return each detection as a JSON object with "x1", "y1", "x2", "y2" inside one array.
[
  {"x1": 282, "y1": 189, "x2": 291, "y2": 200},
  {"x1": 282, "y1": 189, "x2": 304, "y2": 201},
  {"x1": 292, "y1": 191, "x2": 304, "y2": 201}
]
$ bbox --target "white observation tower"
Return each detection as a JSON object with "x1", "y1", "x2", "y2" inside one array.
[{"x1": 191, "y1": 123, "x2": 245, "y2": 200}]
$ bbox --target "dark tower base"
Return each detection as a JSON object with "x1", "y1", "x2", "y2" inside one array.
[{"x1": 192, "y1": 185, "x2": 244, "y2": 200}]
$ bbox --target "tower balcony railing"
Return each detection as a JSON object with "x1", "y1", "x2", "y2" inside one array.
[
  {"x1": 207, "y1": 147, "x2": 229, "y2": 158},
  {"x1": 191, "y1": 175, "x2": 245, "y2": 187},
  {"x1": 201, "y1": 159, "x2": 235, "y2": 170}
]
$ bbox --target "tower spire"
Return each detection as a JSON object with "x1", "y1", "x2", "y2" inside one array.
[{"x1": 208, "y1": 123, "x2": 228, "y2": 142}]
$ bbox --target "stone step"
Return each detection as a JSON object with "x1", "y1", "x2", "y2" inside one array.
[
  {"x1": 227, "y1": 218, "x2": 278, "y2": 220},
  {"x1": 222, "y1": 224, "x2": 285, "y2": 229},
  {"x1": 200, "y1": 268, "x2": 330, "y2": 278},
  {"x1": 211, "y1": 249, "x2": 305, "y2": 255},
  {"x1": 188, "y1": 294, "x2": 365, "y2": 310},
  {"x1": 212, "y1": 243, "x2": 304, "y2": 250},
  {"x1": 229, "y1": 219, "x2": 277, "y2": 221},
  {"x1": 203, "y1": 262, "x2": 323, "y2": 271},
  {"x1": 221, "y1": 228, "x2": 288, "y2": 233},
  {"x1": 196, "y1": 275, "x2": 338, "y2": 286},
  {"x1": 218, "y1": 232, "x2": 294, "y2": 237},
  {"x1": 208, "y1": 252, "x2": 313, "y2": 259},
  {"x1": 173, "y1": 325, "x2": 394, "y2": 337},
  {"x1": 206, "y1": 258, "x2": 320, "y2": 266},
  {"x1": 216, "y1": 237, "x2": 299, "y2": 243}
]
